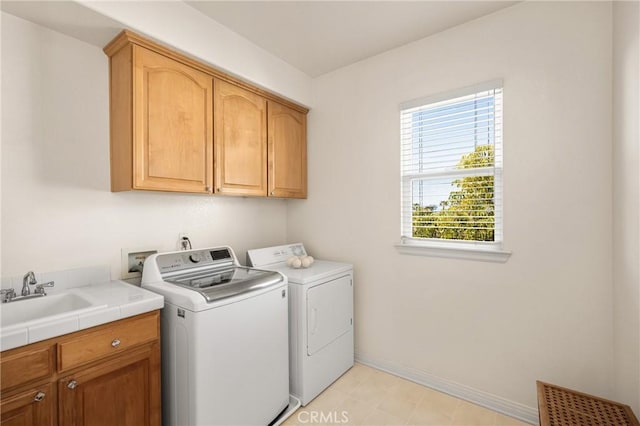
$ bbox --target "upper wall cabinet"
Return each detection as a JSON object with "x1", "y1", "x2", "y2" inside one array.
[
  {"x1": 268, "y1": 101, "x2": 307, "y2": 199},
  {"x1": 108, "y1": 44, "x2": 213, "y2": 194},
  {"x1": 214, "y1": 80, "x2": 267, "y2": 197},
  {"x1": 104, "y1": 30, "x2": 308, "y2": 198},
  {"x1": 134, "y1": 47, "x2": 214, "y2": 193}
]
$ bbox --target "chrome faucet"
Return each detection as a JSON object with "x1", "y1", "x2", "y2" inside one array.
[
  {"x1": 22, "y1": 271, "x2": 37, "y2": 296},
  {"x1": 0, "y1": 271, "x2": 55, "y2": 303}
]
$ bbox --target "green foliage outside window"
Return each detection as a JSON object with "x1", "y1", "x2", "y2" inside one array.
[{"x1": 412, "y1": 145, "x2": 495, "y2": 241}]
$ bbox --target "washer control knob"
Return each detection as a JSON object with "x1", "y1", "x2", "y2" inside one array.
[{"x1": 189, "y1": 253, "x2": 202, "y2": 263}]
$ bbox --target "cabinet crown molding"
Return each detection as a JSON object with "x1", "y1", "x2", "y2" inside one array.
[{"x1": 104, "y1": 29, "x2": 309, "y2": 115}]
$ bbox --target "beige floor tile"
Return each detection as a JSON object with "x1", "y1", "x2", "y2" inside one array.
[
  {"x1": 290, "y1": 364, "x2": 531, "y2": 426},
  {"x1": 341, "y1": 397, "x2": 378, "y2": 425},
  {"x1": 349, "y1": 380, "x2": 391, "y2": 406},
  {"x1": 362, "y1": 370, "x2": 404, "y2": 390},
  {"x1": 406, "y1": 403, "x2": 453, "y2": 426},
  {"x1": 450, "y1": 401, "x2": 496, "y2": 426},
  {"x1": 388, "y1": 379, "x2": 434, "y2": 405},
  {"x1": 362, "y1": 408, "x2": 409, "y2": 426},
  {"x1": 376, "y1": 394, "x2": 418, "y2": 422},
  {"x1": 494, "y1": 413, "x2": 529, "y2": 426},
  {"x1": 349, "y1": 363, "x2": 377, "y2": 383},
  {"x1": 418, "y1": 389, "x2": 460, "y2": 417},
  {"x1": 331, "y1": 370, "x2": 366, "y2": 394},
  {"x1": 314, "y1": 388, "x2": 350, "y2": 410}
]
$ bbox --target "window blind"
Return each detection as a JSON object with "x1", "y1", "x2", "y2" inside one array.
[{"x1": 400, "y1": 82, "x2": 503, "y2": 244}]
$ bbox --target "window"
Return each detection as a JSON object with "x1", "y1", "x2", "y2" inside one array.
[{"x1": 398, "y1": 81, "x2": 510, "y2": 262}]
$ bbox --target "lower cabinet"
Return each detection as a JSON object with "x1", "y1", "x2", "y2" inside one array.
[
  {"x1": 0, "y1": 383, "x2": 54, "y2": 426},
  {"x1": 0, "y1": 311, "x2": 161, "y2": 426}
]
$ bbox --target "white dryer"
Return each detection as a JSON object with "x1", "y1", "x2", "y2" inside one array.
[{"x1": 247, "y1": 243, "x2": 354, "y2": 406}]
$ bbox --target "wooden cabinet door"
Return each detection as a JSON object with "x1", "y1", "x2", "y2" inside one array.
[
  {"x1": 133, "y1": 46, "x2": 213, "y2": 193},
  {"x1": 214, "y1": 79, "x2": 267, "y2": 196},
  {"x1": 58, "y1": 344, "x2": 160, "y2": 426},
  {"x1": 1, "y1": 383, "x2": 54, "y2": 426},
  {"x1": 267, "y1": 101, "x2": 307, "y2": 198}
]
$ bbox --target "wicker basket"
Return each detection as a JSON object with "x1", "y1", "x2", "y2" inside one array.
[{"x1": 537, "y1": 381, "x2": 639, "y2": 426}]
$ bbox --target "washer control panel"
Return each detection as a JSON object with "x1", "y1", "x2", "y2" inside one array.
[{"x1": 157, "y1": 247, "x2": 234, "y2": 274}]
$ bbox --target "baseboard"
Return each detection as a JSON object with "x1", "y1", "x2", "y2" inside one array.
[{"x1": 355, "y1": 353, "x2": 539, "y2": 425}]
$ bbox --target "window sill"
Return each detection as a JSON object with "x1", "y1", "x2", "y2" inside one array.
[{"x1": 394, "y1": 242, "x2": 511, "y2": 263}]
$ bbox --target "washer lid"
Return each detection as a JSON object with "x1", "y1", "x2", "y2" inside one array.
[
  {"x1": 266, "y1": 260, "x2": 352, "y2": 285},
  {"x1": 165, "y1": 266, "x2": 284, "y2": 302}
]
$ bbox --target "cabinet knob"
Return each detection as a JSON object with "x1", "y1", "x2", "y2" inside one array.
[
  {"x1": 67, "y1": 380, "x2": 78, "y2": 390},
  {"x1": 111, "y1": 339, "x2": 121, "y2": 348},
  {"x1": 205, "y1": 185, "x2": 211, "y2": 192},
  {"x1": 270, "y1": 191, "x2": 274, "y2": 196},
  {"x1": 33, "y1": 391, "x2": 46, "y2": 402}
]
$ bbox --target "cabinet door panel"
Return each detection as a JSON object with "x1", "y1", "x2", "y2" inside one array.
[
  {"x1": 134, "y1": 46, "x2": 213, "y2": 193},
  {"x1": 59, "y1": 344, "x2": 160, "y2": 426},
  {"x1": 0, "y1": 383, "x2": 54, "y2": 426},
  {"x1": 214, "y1": 79, "x2": 267, "y2": 196},
  {"x1": 268, "y1": 101, "x2": 307, "y2": 198}
]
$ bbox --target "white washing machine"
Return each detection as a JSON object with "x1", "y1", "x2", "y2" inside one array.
[
  {"x1": 142, "y1": 246, "x2": 290, "y2": 425},
  {"x1": 247, "y1": 243, "x2": 354, "y2": 406}
]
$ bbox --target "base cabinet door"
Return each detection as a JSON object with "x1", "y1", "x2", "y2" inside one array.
[
  {"x1": 267, "y1": 101, "x2": 307, "y2": 198},
  {"x1": 0, "y1": 383, "x2": 54, "y2": 426},
  {"x1": 58, "y1": 345, "x2": 160, "y2": 426}
]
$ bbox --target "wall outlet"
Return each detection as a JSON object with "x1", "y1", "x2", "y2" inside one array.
[
  {"x1": 121, "y1": 248, "x2": 158, "y2": 280},
  {"x1": 178, "y1": 233, "x2": 191, "y2": 250}
]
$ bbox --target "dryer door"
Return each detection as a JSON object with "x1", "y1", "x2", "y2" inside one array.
[{"x1": 307, "y1": 274, "x2": 353, "y2": 356}]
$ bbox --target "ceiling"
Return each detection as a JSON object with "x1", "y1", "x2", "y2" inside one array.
[
  {"x1": 0, "y1": 1, "x2": 123, "y2": 47},
  {"x1": 1, "y1": 1, "x2": 517, "y2": 79},
  {"x1": 186, "y1": 1, "x2": 517, "y2": 77}
]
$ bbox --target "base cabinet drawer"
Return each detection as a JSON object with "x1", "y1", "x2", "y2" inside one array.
[
  {"x1": 0, "y1": 382, "x2": 54, "y2": 426},
  {"x1": 58, "y1": 312, "x2": 159, "y2": 371},
  {"x1": 0, "y1": 344, "x2": 54, "y2": 393}
]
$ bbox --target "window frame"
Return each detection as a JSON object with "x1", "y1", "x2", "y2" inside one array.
[{"x1": 396, "y1": 80, "x2": 511, "y2": 262}]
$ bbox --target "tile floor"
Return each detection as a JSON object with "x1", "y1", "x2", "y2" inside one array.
[{"x1": 282, "y1": 363, "x2": 530, "y2": 426}]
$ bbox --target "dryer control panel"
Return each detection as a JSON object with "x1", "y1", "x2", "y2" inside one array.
[{"x1": 247, "y1": 243, "x2": 307, "y2": 267}]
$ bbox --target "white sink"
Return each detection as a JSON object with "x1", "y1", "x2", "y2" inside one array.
[{"x1": 0, "y1": 293, "x2": 101, "y2": 327}]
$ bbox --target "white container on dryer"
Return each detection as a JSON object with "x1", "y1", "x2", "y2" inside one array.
[{"x1": 247, "y1": 243, "x2": 354, "y2": 406}]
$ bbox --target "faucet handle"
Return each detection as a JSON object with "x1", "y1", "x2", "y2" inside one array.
[
  {"x1": 0, "y1": 288, "x2": 16, "y2": 302},
  {"x1": 34, "y1": 281, "x2": 54, "y2": 295}
]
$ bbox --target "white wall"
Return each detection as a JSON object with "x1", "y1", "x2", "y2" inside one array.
[
  {"x1": 78, "y1": 0, "x2": 313, "y2": 107},
  {"x1": 1, "y1": 12, "x2": 289, "y2": 280},
  {"x1": 288, "y1": 1, "x2": 613, "y2": 413},
  {"x1": 613, "y1": 0, "x2": 640, "y2": 415}
]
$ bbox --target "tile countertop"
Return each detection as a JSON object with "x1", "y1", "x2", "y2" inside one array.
[{"x1": 0, "y1": 280, "x2": 164, "y2": 351}]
